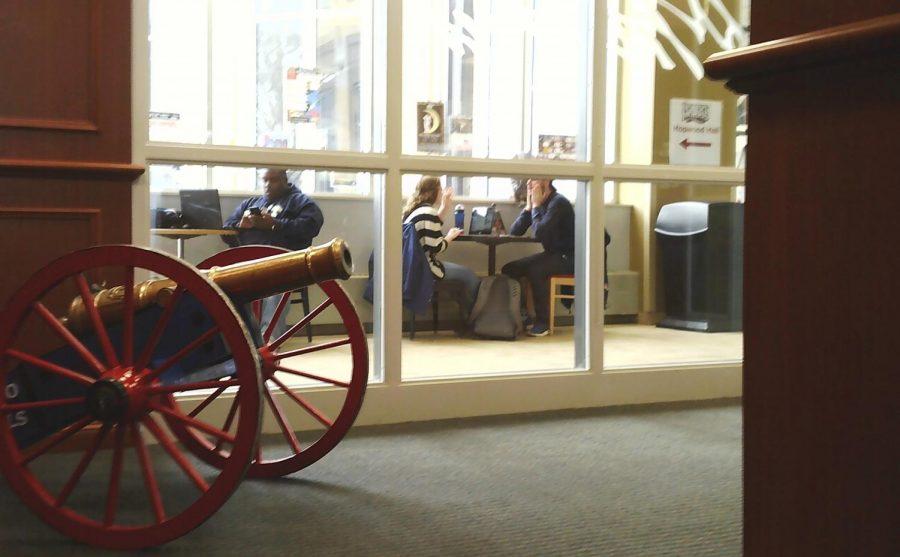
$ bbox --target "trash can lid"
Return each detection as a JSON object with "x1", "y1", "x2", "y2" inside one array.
[{"x1": 654, "y1": 201, "x2": 709, "y2": 236}]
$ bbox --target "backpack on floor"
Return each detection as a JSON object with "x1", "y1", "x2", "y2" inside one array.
[{"x1": 467, "y1": 275, "x2": 523, "y2": 340}]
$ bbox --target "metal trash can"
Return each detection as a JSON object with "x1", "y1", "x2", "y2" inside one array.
[{"x1": 654, "y1": 201, "x2": 743, "y2": 332}]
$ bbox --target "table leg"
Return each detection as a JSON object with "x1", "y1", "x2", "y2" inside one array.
[
  {"x1": 488, "y1": 245, "x2": 496, "y2": 276},
  {"x1": 176, "y1": 238, "x2": 185, "y2": 259}
]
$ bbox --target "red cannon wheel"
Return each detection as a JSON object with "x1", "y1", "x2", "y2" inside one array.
[
  {"x1": 0, "y1": 246, "x2": 262, "y2": 550},
  {"x1": 164, "y1": 245, "x2": 368, "y2": 479}
]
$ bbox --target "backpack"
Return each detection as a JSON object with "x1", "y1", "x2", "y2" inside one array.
[{"x1": 467, "y1": 275, "x2": 523, "y2": 340}]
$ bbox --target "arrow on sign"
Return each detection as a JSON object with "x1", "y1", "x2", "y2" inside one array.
[{"x1": 679, "y1": 138, "x2": 712, "y2": 149}]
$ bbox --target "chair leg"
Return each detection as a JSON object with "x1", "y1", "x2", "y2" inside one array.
[
  {"x1": 409, "y1": 309, "x2": 416, "y2": 340},
  {"x1": 300, "y1": 287, "x2": 313, "y2": 342},
  {"x1": 549, "y1": 279, "x2": 557, "y2": 335}
]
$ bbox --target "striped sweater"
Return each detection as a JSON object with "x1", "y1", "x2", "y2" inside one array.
[{"x1": 403, "y1": 205, "x2": 447, "y2": 278}]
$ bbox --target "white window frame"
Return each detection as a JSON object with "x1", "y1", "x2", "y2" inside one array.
[{"x1": 131, "y1": 0, "x2": 744, "y2": 429}]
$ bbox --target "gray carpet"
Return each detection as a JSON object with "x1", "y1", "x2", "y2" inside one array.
[{"x1": 0, "y1": 400, "x2": 742, "y2": 556}]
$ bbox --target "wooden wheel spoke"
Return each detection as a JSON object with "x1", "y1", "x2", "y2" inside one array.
[
  {"x1": 143, "y1": 326, "x2": 220, "y2": 383},
  {"x1": 55, "y1": 423, "x2": 111, "y2": 507},
  {"x1": 131, "y1": 423, "x2": 166, "y2": 524},
  {"x1": 4, "y1": 349, "x2": 95, "y2": 387},
  {"x1": 20, "y1": 416, "x2": 94, "y2": 465},
  {"x1": 146, "y1": 378, "x2": 239, "y2": 397},
  {"x1": 150, "y1": 402, "x2": 236, "y2": 444},
  {"x1": 269, "y1": 376, "x2": 334, "y2": 428},
  {"x1": 142, "y1": 417, "x2": 209, "y2": 493},
  {"x1": 122, "y1": 266, "x2": 135, "y2": 366},
  {"x1": 1, "y1": 397, "x2": 85, "y2": 413},
  {"x1": 264, "y1": 387, "x2": 302, "y2": 455},
  {"x1": 263, "y1": 293, "x2": 292, "y2": 343},
  {"x1": 104, "y1": 424, "x2": 126, "y2": 526},
  {"x1": 275, "y1": 337, "x2": 351, "y2": 360},
  {"x1": 33, "y1": 302, "x2": 105, "y2": 376},
  {"x1": 214, "y1": 397, "x2": 240, "y2": 452},
  {"x1": 74, "y1": 274, "x2": 119, "y2": 369},
  {"x1": 274, "y1": 365, "x2": 350, "y2": 388},
  {"x1": 135, "y1": 287, "x2": 184, "y2": 372},
  {"x1": 269, "y1": 298, "x2": 334, "y2": 350}
]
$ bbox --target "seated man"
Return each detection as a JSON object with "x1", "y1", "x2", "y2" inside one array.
[
  {"x1": 502, "y1": 178, "x2": 575, "y2": 336},
  {"x1": 223, "y1": 168, "x2": 324, "y2": 338}
]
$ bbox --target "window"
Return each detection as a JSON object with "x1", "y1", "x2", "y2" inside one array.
[
  {"x1": 149, "y1": 164, "x2": 374, "y2": 196},
  {"x1": 149, "y1": 0, "x2": 384, "y2": 152},
  {"x1": 606, "y1": 0, "x2": 750, "y2": 166},
  {"x1": 402, "y1": 0, "x2": 592, "y2": 160}
]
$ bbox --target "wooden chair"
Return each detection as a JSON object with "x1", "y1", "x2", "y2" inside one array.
[{"x1": 549, "y1": 275, "x2": 575, "y2": 334}]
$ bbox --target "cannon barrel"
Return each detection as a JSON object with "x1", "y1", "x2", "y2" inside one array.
[{"x1": 65, "y1": 239, "x2": 352, "y2": 331}]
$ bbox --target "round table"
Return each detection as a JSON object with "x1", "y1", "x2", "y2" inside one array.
[{"x1": 454, "y1": 234, "x2": 540, "y2": 275}]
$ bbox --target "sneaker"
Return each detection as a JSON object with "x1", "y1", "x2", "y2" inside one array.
[{"x1": 527, "y1": 322, "x2": 549, "y2": 337}]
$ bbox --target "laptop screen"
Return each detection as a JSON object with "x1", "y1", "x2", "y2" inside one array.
[{"x1": 179, "y1": 189, "x2": 224, "y2": 229}]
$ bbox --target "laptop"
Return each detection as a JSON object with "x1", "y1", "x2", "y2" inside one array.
[
  {"x1": 179, "y1": 189, "x2": 224, "y2": 229},
  {"x1": 468, "y1": 205, "x2": 506, "y2": 235}
]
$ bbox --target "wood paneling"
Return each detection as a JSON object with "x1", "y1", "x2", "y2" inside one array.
[
  {"x1": 0, "y1": 1, "x2": 140, "y2": 308},
  {"x1": 750, "y1": 0, "x2": 900, "y2": 43},
  {"x1": 0, "y1": 0, "x2": 132, "y2": 163},
  {"x1": 705, "y1": 14, "x2": 899, "y2": 557}
]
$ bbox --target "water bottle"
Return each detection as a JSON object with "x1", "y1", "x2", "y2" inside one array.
[{"x1": 454, "y1": 205, "x2": 465, "y2": 229}]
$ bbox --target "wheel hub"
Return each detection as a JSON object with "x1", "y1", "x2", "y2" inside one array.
[{"x1": 86, "y1": 379, "x2": 129, "y2": 422}]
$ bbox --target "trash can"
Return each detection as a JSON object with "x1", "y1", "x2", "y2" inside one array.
[{"x1": 654, "y1": 201, "x2": 743, "y2": 332}]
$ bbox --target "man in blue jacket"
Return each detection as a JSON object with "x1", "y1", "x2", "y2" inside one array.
[
  {"x1": 224, "y1": 168, "x2": 324, "y2": 250},
  {"x1": 223, "y1": 168, "x2": 324, "y2": 338},
  {"x1": 502, "y1": 179, "x2": 575, "y2": 336}
]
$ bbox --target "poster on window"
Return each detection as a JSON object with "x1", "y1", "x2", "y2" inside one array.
[
  {"x1": 669, "y1": 98, "x2": 722, "y2": 166},
  {"x1": 538, "y1": 135, "x2": 577, "y2": 160},
  {"x1": 417, "y1": 102, "x2": 445, "y2": 151}
]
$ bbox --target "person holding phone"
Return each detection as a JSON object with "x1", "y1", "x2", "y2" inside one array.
[
  {"x1": 223, "y1": 168, "x2": 325, "y2": 338},
  {"x1": 223, "y1": 168, "x2": 324, "y2": 250},
  {"x1": 402, "y1": 176, "x2": 480, "y2": 319}
]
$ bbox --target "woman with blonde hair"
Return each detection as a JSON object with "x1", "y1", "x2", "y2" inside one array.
[{"x1": 403, "y1": 176, "x2": 480, "y2": 319}]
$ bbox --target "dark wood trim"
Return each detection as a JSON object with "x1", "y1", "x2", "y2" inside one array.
[
  {"x1": 0, "y1": 159, "x2": 145, "y2": 180},
  {"x1": 0, "y1": 207, "x2": 101, "y2": 246},
  {"x1": 704, "y1": 13, "x2": 900, "y2": 92},
  {"x1": 0, "y1": 0, "x2": 103, "y2": 133}
]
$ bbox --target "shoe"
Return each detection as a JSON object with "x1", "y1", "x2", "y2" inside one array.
[{"x1": 527, "y1": 322, "x2": 549, "y2": 337}]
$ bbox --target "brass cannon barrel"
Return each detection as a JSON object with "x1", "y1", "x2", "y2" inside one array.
[{"x1": 65, "y1": 239, "x2": 352, "y2": 331}]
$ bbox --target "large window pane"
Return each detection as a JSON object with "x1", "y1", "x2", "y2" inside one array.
[
  {"x1": 604, "y1": 181, "x2": 744, "y2": 368},
  {"x1": 148, "y1": 164, "x2": 381, "y2": 383},
  {"x1": 398, "y1": 174, "x2": 585, "y2": 379},
  {"x1": 606, "y1": 0, "x2": 750, "y2": 166},
  {"x1": 403, "y1": 0, "x2": 592, "y2": 160},
  {"x1": 149, "y1": 0, "x2": 385, "y2": 152}
]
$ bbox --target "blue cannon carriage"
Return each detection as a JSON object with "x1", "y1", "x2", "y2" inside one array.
[{"x1": 0, "y1": 241, "x2": 368, "y2": 550}]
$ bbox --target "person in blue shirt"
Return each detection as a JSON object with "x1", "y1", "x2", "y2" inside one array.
[
  {"x1": 502, "y1": 178, "x2": 575, "y2": 336},
  {"x1": 223, "y1": 169, "x2": 324, "y2": 338}
]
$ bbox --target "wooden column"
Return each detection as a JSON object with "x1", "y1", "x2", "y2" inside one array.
[
  {"x1": 705, "y1": 13, "x2": 899, "y2": 557},
  {"x1": 0, "y1": 0, "x2": 143, "y2": 307}
]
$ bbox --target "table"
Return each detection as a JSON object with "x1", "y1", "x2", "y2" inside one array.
[
  {"x1": 150, "y1": 228, "x2": 237, "y2": 259},
  {"x1": 454, "y1": 234, "x2": 540, "y2": 275}
]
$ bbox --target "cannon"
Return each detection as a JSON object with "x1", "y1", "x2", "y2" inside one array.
[{"x1": 0, "y1": 241, "x2": 368, "y2": 549}]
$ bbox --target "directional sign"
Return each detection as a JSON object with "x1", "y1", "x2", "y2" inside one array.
[{"x1": 669, "y1": 98, "x2": 722, "y2": 166}]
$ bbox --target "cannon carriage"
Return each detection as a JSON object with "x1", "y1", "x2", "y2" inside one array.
[{"x1": 0, "y1": 240, "x2": 368, "y2": 549}]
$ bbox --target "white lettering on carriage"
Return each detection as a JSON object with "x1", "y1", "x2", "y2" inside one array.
[
  {"x1": 7, "y1": 412, "x2": 28, "y2": 429},
  {"x1": 5, "y1": 383, "x2": 19, "y2": 399}
]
